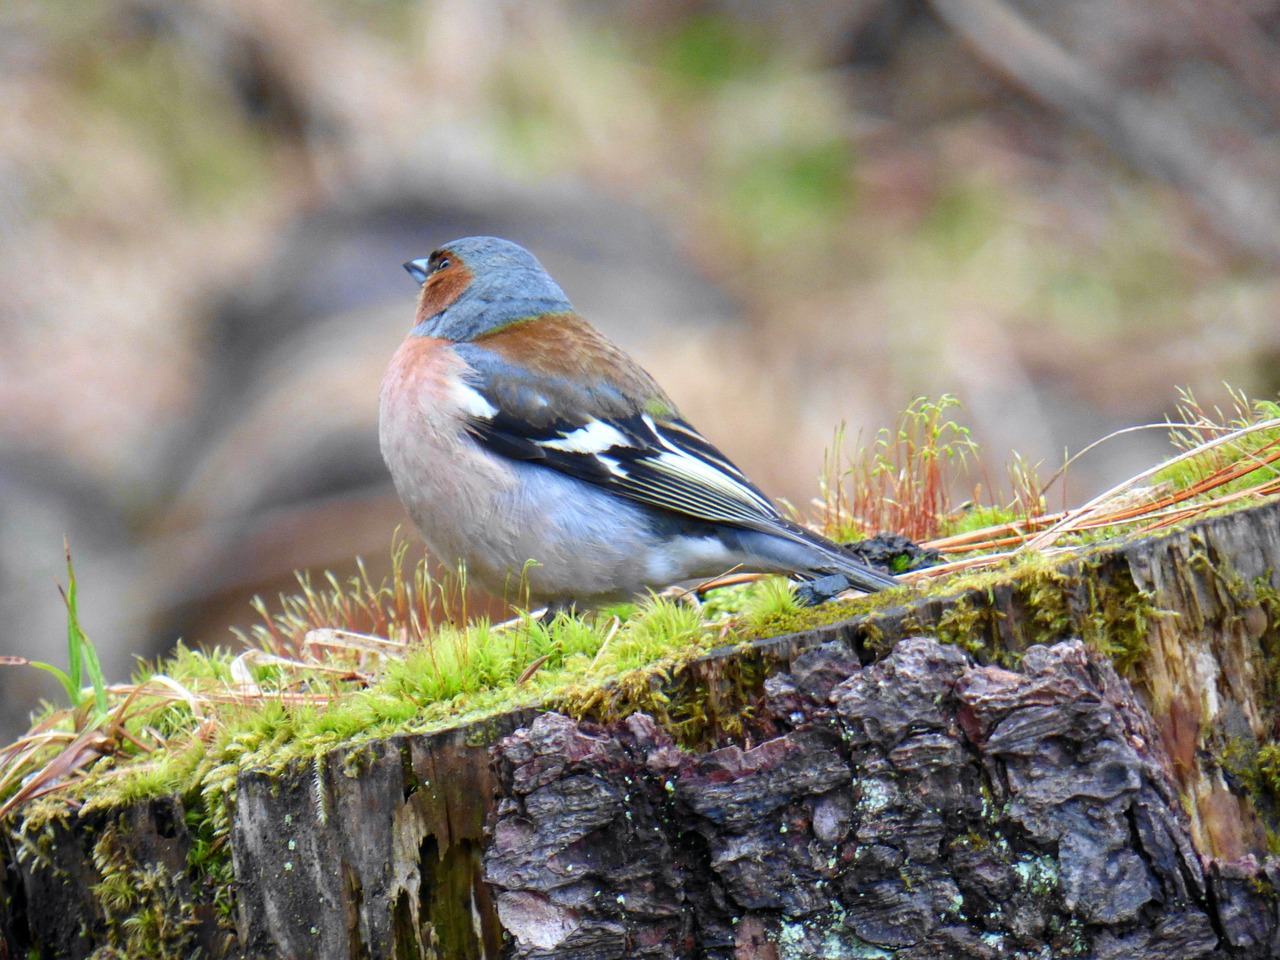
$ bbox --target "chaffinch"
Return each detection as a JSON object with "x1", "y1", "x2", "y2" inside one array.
[{"x1": 379, "y1": 236, "x2": 897, "y2": 609}]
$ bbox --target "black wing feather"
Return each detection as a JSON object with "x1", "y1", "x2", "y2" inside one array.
[{"x1": 455, "y1": 342, "x2": 796, "y2": 534}]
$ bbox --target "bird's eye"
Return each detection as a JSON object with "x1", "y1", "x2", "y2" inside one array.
[{"x1": 434, "y1": 257, "x2": 451, "y2": 273}]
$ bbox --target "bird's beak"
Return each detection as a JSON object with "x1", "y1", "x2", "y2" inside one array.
[{"x1": 404, "y1": 259, "x2": 431, "y2": 286}]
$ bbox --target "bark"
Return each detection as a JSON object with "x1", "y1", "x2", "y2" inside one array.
[
  {"x1": 6, "y1": 499, "x2": 1280, "y2": 958},
  {"x1": 485, "y1": 641, "x2": 1231, "y2": 959}
]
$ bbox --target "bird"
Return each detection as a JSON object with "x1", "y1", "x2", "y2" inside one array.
[{"x1": 379, "y1": 236, "x2": 898, "y2": 610}]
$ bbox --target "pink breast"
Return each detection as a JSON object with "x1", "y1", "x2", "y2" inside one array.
[
  {"x1": 379, "y1": 334, "x2": 476, "y2": 450},
  {"x1": 382, "y1": 335, "x2": 460, "y2": 402}
]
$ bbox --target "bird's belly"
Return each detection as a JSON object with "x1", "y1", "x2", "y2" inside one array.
[
  {"x1": 488, "y1": 467, "x2": 649, "y2": 604},
  {"x1": 488, "y1": 465, "x2": 744, "y2": 606}
]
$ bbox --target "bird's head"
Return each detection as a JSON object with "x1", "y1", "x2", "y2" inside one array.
[{"x1": 404, "y1": 236, "x2": 573, "y2": 341}]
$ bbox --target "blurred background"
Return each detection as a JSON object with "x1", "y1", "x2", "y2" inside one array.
[{"x1": 2, "y1": 0, "x2": 1279, "y2": 740}]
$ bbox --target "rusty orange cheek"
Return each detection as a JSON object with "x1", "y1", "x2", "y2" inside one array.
[{"x1": 416, "y1": 263, "x2": 473, "y2": 326}]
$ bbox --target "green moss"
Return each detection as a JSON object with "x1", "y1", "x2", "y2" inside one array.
[
  {"x1": 884, "y1": 550, "x2": 1162, "y2": 673},
  {"x1": 1155, "y1": 393, "x2": 1280, "y2": 497},
  {"x1": 934, "y1": 593, "x2": 1005, "y2": 658},
  {"x1": 89, "y1": 817, "x2": 201, "y2": 959},
  {"x1": 341, "y1": 743, "x2": 377, "y2": 779},
  {"x1": 184, "y1": 799, "x2": 235, "y2": 922},
  {"x1": 940, "y1": 505, "x2": 1019, "y2": 539},
  {"x1": 740, "y1": 577, "x2": 802, "y2": 629},
  {"x1": 551, "y1": 621, "x2": 784, "y2": 750},
  {"x1": 1246, "y1": 574, "x2": 1280, "y2": 681},
  {"x1": 1251, "y1": 875, "x2": 1279, "y2": 899},
  {"x1": 8, "y1": 804, "x2": 69, "y2": 874},
  {"x1": 740, "y1": 588, "x2": 887, "y2": 644},
  {"x1": 1077, "y1": 571, "x2": 1156, "y2": 674}
]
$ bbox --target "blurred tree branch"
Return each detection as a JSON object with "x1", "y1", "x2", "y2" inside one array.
[{"x1": 929, "y1": 0, "x2": 1280, "y2": 265}]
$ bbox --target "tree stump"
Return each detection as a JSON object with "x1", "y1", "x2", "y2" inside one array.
[{"x1": 5, "y1": 498, "x2": 1280, "y2": 958}]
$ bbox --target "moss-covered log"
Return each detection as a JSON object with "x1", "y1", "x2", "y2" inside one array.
[{"x1": 6, "y1": 499, "x2": 1280, "y2": 958}]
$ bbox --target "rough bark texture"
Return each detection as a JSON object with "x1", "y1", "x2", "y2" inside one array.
[
  {"x1": 483, "y1": 638, "x2": 1259, "y2": 959},
  {"x1": 6, "y1": 499, "x2": 1280, "y2": 958},
  {"x1": 229, "y1": 714, "x2": 537, "y2": 960}
]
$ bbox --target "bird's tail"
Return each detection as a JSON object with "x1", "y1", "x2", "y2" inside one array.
[
  {"x1": 802, "y1": 535, "x2": 900, "y2": 592},
  {"x1": 732, "y1": 521, "x2": 900, "y2": 593}
]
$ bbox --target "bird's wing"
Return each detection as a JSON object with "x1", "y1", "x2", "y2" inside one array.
[{"x1": 452, "y1": 341, "x2": 787, "y2": 533}]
